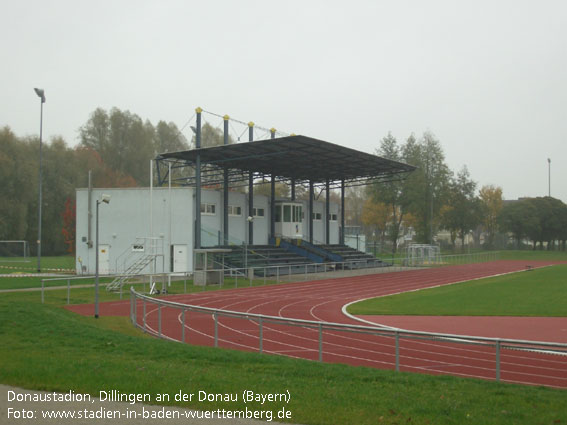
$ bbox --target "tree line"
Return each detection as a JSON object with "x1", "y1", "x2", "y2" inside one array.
[
  {"x1": 0, "y1": 108, "x2": 190, "y2": 255},
  {"x1": 362, "y1": 132, "x2": 567, "y2": 252},
  {"x1": 1, "y1": 107, "x2": 565, "y2": 255},
  {"x1": 498, "y1": 197, "x2": 567, "y2": 250},
  {"x1": 0, "y1": 107, "x2": 257, "y2": 255}
]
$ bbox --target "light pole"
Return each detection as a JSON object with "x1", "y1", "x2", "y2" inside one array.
[
  {"x1": 34, "y1": 88, "x2": 45, "y2": 272},
  {"x1": 548, "y1": 158, "x2": 551, "y2": 197},
  {"x1": 95, "y1": 194, "x2": 111, "y2": 318},
  {"x1": 373, "y1": 230, "x2": 377, "y2": 258}
]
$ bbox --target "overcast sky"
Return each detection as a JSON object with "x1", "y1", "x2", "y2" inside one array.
[{"x1": 2, "y1": 0, "x2": 566, "y2": 202}]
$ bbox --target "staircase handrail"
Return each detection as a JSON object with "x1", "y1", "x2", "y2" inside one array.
[
  {"x1": 296, "y1": 239, "x2": 343, "y2": 262},
  {"x1": 114, "y1": 237, "x2": 147, "y2": 274},
  {"x1": 278, "y1": 239, "x2": 324, "y2": 263}
]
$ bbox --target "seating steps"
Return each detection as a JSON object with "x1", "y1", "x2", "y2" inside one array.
[
  {"x1": 213, "y1": 245, "x2": 313, "y2": 276},
  {"x1": 318, "y1": 244, "x2": 387, "y2": 268},
  {"x1": 213, "y1": 242, "x2": 389, "y2": 276}
]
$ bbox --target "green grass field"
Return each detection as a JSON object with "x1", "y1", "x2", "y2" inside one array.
[
  {"x1": 1, "y1": 293, "x2": 565, "y2": 425},
  {"x1": 1, "y1": 251, "x2": 566, "y2": 424},
  {"x1": 347, "y1": 264, "x2": 567, "y2": 316},
  {"x1": 0, "y1": 255, "x2": 75, "y2": 271},
  {"x1": 499, "y1": 250, "x2": 567, "y2": 261}
]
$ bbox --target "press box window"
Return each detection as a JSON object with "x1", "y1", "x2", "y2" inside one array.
[
  {"x1": 292, "y1": 205, "x2": 302, "y2": 222},
  {"x1": 200, "y1": 203, "x2": 216, "y2": 215},
  {"x1": 283, "y1": 205, "x2": 292, "y2": 222}
]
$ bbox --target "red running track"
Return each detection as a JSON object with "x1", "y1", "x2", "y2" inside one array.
[{"x1": 68, "y1": 261, "x2": 567, "y2": 389}]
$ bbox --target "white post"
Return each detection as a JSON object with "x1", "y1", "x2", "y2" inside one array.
[
  {"x1": 168, "y1": 162, "x2": 172, "y2": 273},
  {"x1": 95, "y1": 200, "x2": 100, "y2": 318},
  {"x1": 150, "y1": 159, "x2": 153, "y2": 239},
  {"x1": 150, "y1": 160, "x2": 154, "y2": 277}
]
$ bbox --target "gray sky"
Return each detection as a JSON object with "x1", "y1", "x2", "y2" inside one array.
[{"x1": 2, "y1": 0, "x2": 566, "y2": 202}]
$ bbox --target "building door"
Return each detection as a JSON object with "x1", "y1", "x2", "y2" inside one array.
[
  {"x1": 275, "y1": 203, "x2": 303, "y2": 239},
  {"x1": 98, "y1": 244, "x2": 110, "y2": 274},
  {"x1": 173, "y1": 244, "x2": 188, "y2": 273}
]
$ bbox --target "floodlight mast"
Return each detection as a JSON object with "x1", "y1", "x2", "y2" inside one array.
[
  {"x1": 548, "y1": 158, "x2": 551, "y2": 197},
  {"x1": 34, "y1": 88, "x2": 46, "y2": 103},
  {"x1": 34, "y1": 88, "x2": 45, "y2": 273}
]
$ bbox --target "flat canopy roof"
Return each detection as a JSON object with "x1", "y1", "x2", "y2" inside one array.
[{"x1": 157, "y1": 135, "x2": 415, "y2": 188}]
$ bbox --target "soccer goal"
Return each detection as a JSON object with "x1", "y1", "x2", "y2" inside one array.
[
  {"x1": 406, "y1": 244, "x2": 440, "y2": 267},
  {"x1": 0, "y1": 240, "x2": 31, "y2": 262}
]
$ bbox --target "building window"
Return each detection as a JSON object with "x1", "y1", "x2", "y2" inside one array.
[
  {"x1": 330, "y1": 213, "x2": 338, "y2": 221},
  {"x1": 253, "y1": 207, "x2": 265, "y2": 217},
  {"x1": 312, "y1": 212, "x2": 322, "y2": 221},
  {"x1": 283, "y1": 205, "x2": 292, "y2": 222},
  {"x1": 200, "y1": 203, "x2": 216, "y2": 215},
  {"x1": 228, "y1": 205, "x2": 242, "y2": 216},
  {"x1": 275, "y1": 205, "x2": 282, "y2": 223},
  {"x1": 292, "y1": 205, "x2": 302, "y2": 222}
]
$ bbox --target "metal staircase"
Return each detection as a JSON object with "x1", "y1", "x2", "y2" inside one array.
[{"x1": 106, "y1": 237, "x2": 164, "y2": 292}]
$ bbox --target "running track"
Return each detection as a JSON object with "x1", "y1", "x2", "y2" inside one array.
[{"x1": 68, "y1": 261, "x2": 567, "y2": 389}]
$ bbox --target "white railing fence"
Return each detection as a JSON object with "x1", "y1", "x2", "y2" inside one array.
[
  {"x1": 129, "y1": 288, "x2": 567, "y2": 385},
  {"x1": 41, "y1": 252, "x2": 501, "y2": 305}
]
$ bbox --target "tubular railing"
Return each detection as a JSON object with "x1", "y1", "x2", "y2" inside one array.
[
  {"x1": 403, "y1": 251, "x2": 500, "y2": 267},
  {"x1": 41, "y1": 251, "x2": 501, "y2": 305},
  {"x1": 129, "y1": 287, "x2": 567, "y2": 384},
  {"x1": 195, "y1": 257, "x2": 397, "y2": 286},
  {"x1": 114, "y1": 237, "x2": 165, "y2": 275},
  {"x1": 40, "y1": 272, "x2": 191, "y2": 304}
]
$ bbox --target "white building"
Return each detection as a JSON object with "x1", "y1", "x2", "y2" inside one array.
[{"x1": 75, "y1": 187, "x2": 339, "y2": 275}]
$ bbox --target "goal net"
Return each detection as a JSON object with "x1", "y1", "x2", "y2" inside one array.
[
  {"x1": 406, "y1": 244, "x2": 440, "y2": 267},
  {"x1": 0, "y1": 240, "x2": 31, "y2": 262}
]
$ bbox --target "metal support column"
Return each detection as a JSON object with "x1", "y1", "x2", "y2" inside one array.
[
  {"x1": 318, "y1": 323, "x2": 323, "y2": 362},
  {"x1": 270, "y1": 128, "x2": 276, "y2": 241},
  {"x1": 495, "y1": 340, "x2": 501, "y2": 381},
  {"x1": 309, "y1": 181, "x2": 314, "y2": 243},
  {"x1": 395, "y1": 331, "x2": 400, "y2": 371},
  {"x1": 259, "y1": 317, "x2": 263, "y2": 353},
  {"x1": 36, "y1": 93, "x2": 44, "y2": 272},
  {"x1": 248, "y1": 122, "x2": 254, "y2": 245},
  {"x1": 340, "y1": 179, "x2": 345, "y2": 245},
  {"x1": 223, "y1": 115, "x2": 230, "y2": 245},
  {"x1": 195, "y1": 107, "x2": 202, "y2": 249},
  {"x1": 291, "y1": 178, "x2": 295, "y2": 201},
  {"x1": 168, "y1": 162, "x2": 172, "y2": 272},
  {"x1": 325, "y1": 179, "x2": 330, "y2": 245},
  {"x1": 94, "y1": 200, "x2": 100, "y2": 318},
  {"x1": 87, "y1": 170, "x2": 92, "y2": 248}
]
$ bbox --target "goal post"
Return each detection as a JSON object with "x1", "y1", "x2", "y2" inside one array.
[
  {"x1": 0, "y1": 240, "x2": 31, "y2": 262},
  {"x1": 406, "y1": 244, "x2": 440, "y2": 267}
]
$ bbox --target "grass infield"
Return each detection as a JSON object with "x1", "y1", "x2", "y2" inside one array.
[
  {"x1": 498, "y1": 250, "x2": 567, "y2": 262},
  {"x1": 347, "y1": 264, "x2": 567, "y2": 317}
]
